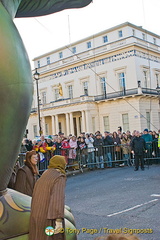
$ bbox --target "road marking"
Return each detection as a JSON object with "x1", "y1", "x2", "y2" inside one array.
[
  {"x1": 107, "y1": 199, "x2": 158, "y2": 217},
  {"x1": 151, "y1": 194, "x2": 160, "y2": 197}
]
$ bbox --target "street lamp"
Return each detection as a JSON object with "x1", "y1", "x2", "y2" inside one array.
[{"x1": 33, "y1": 68, "x2": 42, "y2": 136}]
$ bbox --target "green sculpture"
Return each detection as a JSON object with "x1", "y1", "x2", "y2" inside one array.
[{"x1": 0, "y1": 1, "x2": 92, "y2": 239}]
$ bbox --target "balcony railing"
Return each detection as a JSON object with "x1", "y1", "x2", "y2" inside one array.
[{"x1": 31, "y1": 88, "x2": 159, "y2": 112}]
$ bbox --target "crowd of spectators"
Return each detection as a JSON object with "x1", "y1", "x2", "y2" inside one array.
[{"x1": 19, "y1": 127, "x2": 160, "y2": 171}]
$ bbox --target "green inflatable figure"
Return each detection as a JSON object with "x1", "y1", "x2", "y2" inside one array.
[{"x1": 0, "y1": 1, "x2": 92, "y2": 239}]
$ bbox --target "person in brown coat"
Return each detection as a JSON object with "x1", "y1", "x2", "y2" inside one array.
[
  {"x1": 14, "y1": 150, "x2": 39, "y2": 196},
  {"x1": 29, "y1": 155, "x2": 66, "y2": 240}
]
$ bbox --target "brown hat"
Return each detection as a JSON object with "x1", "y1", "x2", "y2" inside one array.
[{"x1": 48, "y1": 155, "x2": 66, "y2": 174}]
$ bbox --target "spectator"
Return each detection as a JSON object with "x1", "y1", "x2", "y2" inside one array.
[
  {"x1": 131, "y1": 131, "x2": 147, "y2": 171},
  {"x1": 121, "y1": 133, "x2": 131, "y2": 166},
  {"x1": 69, "y1": 136, "x2": 78, "y2": 170},
  {"x1": 113, "y1": 131, "x2": 121, "y2": 161},
  {"x1": 24, "y1": 138, "x2": 33, "y2": 151},
  {"x1": 142, "y1": 129, "x2": 153, "y2": 158},
  {"x1": 85, "y1": 133, "x2": 95, "y2": 170},
  {"x1": 15, "y1": 150, "x2": 39, "y2": 196},
  {"x1": 61, "y1": 137, "x2": 70, "y2": 164},
  {"x1": 126, "y1": 130, "x2": 132, "y2": 140},
  {"x1": 103, "y1": 131, "x2": 113, "y2": 167},
  {"x1": 152, "y1": 133, "x2": 160, "y2": 161},
  {"x1": 78, "y1": 137, "x2": 88, "y2": 167},
  {"x1": 94, "y1": 134, "x2": 104, "y2": 169},
  {"x1": 54, "y1": 137, "x2": 62, "y2": 155}
]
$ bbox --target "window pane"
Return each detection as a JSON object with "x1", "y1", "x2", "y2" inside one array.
[
  {"x1": 119, "y1": 72, "x2": 126, "y2": 94},
  {"x1": 42, "y1": 92, "x2": 46, "y2": 104},
  {"x1": 87, "y1": 42, "x2": 91, "y2": 49},
  {"x1": 59, "y1": 52, "x2": 63, "y2": 59},
  {"x1": 72, "y1": 47, "x2": 76, "y2": 54},
  {"x1": 118, "y1": 30, "x2": 123, "y2": 38},
  {"x1": 83, "y1": 82, "x2": 88, "y2": 95},
  {"x1": 68, "y1": 85, "x2": 73, "y2": 98},
  {"x1": 55, "y1": 89, "x2": 59, "y2": 100},
  {"x1": 103, "y1": 36, "x2": 108, "y2": 43},
  {"x1": 100, "y1": 77, "x2": 107, "y2": 95},
  {"x1": 33, "y1": 125, "x2": 37, "y2": 137},
  {"x1": 46, "y1": 57, "x2": 50, "y2": 65},
  {"x1": 103, "y1": 116, "x2": 110, "y2": 131},
  {"x1": 122, "y1": 114, "x2": 129, "y2": 132},
  {"x1": 37, "y1": 60, "x2": 40, "y2": 68}
]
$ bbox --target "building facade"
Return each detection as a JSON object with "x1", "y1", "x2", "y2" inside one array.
[{"x1": 27, "y1": 22, "x2": 160, "y2": 139}]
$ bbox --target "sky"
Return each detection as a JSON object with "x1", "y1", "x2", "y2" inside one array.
[{"x1": 14, "y1": 0, "x2": 160, "y2": 69}]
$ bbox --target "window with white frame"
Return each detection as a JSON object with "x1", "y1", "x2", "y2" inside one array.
[
  {"x1": 142, "y1": 33, "x2": 146, "y2": 40},
  {"x1": 41, "y1": 92, "x2": 46, "y2": 104},
  {"x1": 153, "y1": 38, "x2": 156, "y2": 45},
  {"x1": 118, "y1": 72, "x2": 126, "y2": 94},
  {"x1": 132, "y1": 29, "x2": 135, "y2": 36},
  {"x1": 37, "y1": 60, "x2": 40, "y2": 68},
  {"x1": 87, "y1": 41, "x2": 91, "y2": 49},
  {"x1": 59, "y1": 52, "x2": 63, "y2": 59},
  {"x1": 100, "y1": 77, "x2": 107, "y2": 95},
  {"x1": 54, "y1": 89, "x2": 59, "y2": 100},
  {"x1": 122, "y1": 114, "x2": 129, "y2": 132},
  {"x1": 33, "y1": 125, "x2": 38, "y2": 137},
  {"x1": 103, "y1": 35, "x2": 108, "y2": 43},
  {"x1": 146, "y1": 112, "x2": 151, "y2": 130},
  {"x1": 143, "y1": 70, "x2": 149, "y2": 88},
  {"x1": 118, "y1": 30, "x2": 123, "y2": 38},
  {"x1": 155, "y1": 73, "x2": 160, "y2": 87},
  {"x1": 46, "y1": 57, "x2": 50, "y2": 65},
  {"x1": 103, "y1": 116, "x2": 110, "y2": 132},
  {"x1": 68, "y1": 85, "x2": 73, "y2": 99},
  {"x1": 83, "y1": 81, "x2": 88, "y2": 95},
  {"x1": 45, "y1": 123, "x2": 49, "y2": 135},
  {"x1": 72, "y1": 47, "x2": 76, "y2": 54}
]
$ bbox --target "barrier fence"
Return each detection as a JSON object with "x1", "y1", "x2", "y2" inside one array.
[{"x1": 18, "y1": 142, "x2": 160, "y2": 173}]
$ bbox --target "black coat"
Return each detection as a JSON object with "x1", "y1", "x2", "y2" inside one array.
[
  {"x1": 130, "y1": 136, "x2": 146, "y2": 155},
  {"x1": 103, "y1": 136, "x2": 114, "y2": 153},
  {"x1": 94, "y1": 138, "x2": 103, "y2": 156}
]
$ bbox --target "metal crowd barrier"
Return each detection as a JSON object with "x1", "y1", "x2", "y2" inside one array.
[{"x1": 18, "y1": 142, "x2": 160, "y2": 173}]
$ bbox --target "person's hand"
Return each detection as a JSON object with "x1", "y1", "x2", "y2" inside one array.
[
  {"x1": 145, "y1": 150, "x2": 148, "y2": 153},
  {"x1": 131, "y1": 150, "x2": 134, "y2": 154},
  {"x1": 54, "y1": 219, "x2": 63, "y2": 234}
]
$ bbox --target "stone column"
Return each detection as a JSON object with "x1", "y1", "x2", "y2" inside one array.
[
  {"x1": 69, "y1": 112, "x2": 74, "y2": 135},
  {"x1": 55, "y1": 114, "x2": 59, "y2": 134},
  {"x1": 81, "y1": 110, "x2": 86, "y2": 132},
  {"x1": 76, "y1": 116, "x2": 80, "y2": 136},
  {"x1": 85, "y1": 110, "x2": 91, "y2": 133},
  {"x1": 51, "y1": 115, "x2": 56, "y2": 135},
  {"x1": 65, "y1": 113, "x2": 70, "y2": 136}
]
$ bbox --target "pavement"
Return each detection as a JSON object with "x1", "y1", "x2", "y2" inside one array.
[{"x1": 65, "y1": 164, "x2": 160, "y2": 240}]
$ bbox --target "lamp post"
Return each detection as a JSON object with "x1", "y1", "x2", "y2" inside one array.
[{"x1": 33, "y1": 68, "x2": 42, "y2": 136}]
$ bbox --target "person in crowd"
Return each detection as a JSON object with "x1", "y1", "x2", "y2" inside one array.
[
  {"x1": 29, "y1": 155, "x2": 66, "y2": 240},
  {"x1": 120, "y1": 133, "x2": 131, "y2": 166},
  {"x1": 126, "y1": 130, "x2": 132, "y2": 140},
  {"x1": 61, "y1": 137, "x2": 70, "y2": 164},
  {"x1": 24, "y1": 138, "x2": 33, "y2": 151},
  {"x1": 142, "y1": 128, "x2": 153, "y2": 159},
  {"x1": 54, "y1": 137, "x2": 62, "y2": 155},
  {"x1": 152, "y1": 130, "x2": 156, "y2": 140},
  {"x1": 85, "y1": 133, "x2": 95, "y2": 170},
  {"x1": 94, "y1": 134, "x2": 104, "y2": 169},
  {"x1": 113, "y1": 131, "x2": 121, "y2": 161},
  {"x1": 94, "y1": 234, "x2": 141, "y2": 240},
  {"x1": 78, "y1": 137, "x2": 88, "y2": 167},
  {"x1": 68, "y1": 136, "x2": 78, "y2": 170},
  {"x1": 90, "y1": 133, "x2": 95, "y2": 139},
  {"x1": 152, "y1": 133, "x2": 160, "y2": 162},
  {"x1": 117, "y1": 126, "x2": 123, "y2": 139},
  {"x1": 15, "y1": 150, "x2": 39, "y2": 196},
  {"x1": 103, "y1": 131, "x2": 113, "y2": 167},
  {"x1": 130, "y1": 131, "x2": 147, "y2": 171},
  {"x1": 46, "y1": 137, "x2": 54, "y2": 147}
]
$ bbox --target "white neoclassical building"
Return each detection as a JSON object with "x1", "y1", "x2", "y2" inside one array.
[{"x1": 27, "y1": 22, "x2": 160, "y2": 139}]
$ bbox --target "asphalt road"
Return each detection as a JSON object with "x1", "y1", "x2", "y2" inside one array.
[{"x1": 65, "y1": 165, "x2": 160, "y2": 240}]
